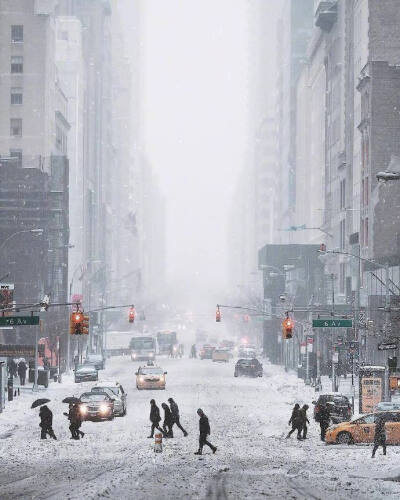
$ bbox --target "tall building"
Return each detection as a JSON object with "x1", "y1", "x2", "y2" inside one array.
[{"x1": 0, "y1": 0, "x2": 69, "y2": 350}]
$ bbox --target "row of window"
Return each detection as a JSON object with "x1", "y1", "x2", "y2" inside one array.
[
  {"x1": 11, "y1": 25, "x2": 23, "y2": 43},
  {"x1": 9, "y1": 118, "x2": 68, "y2": 153}
]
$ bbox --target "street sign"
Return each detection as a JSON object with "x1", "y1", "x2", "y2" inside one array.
[
  {"x1": 378, "y1": 342, "x2": 398, "y2": 351},
  {"x1": 0, "y1": 344, "x2": 35, "y2": 357},
  {"x1": 0, "y1": 316, "x2": 39, "y2": 326},
  {"x1": 332, "y1": 352, "x2": 339, "y2": 363},
  {"x1": 312, "y1": 319, "x2": 353, "y2": 328}
]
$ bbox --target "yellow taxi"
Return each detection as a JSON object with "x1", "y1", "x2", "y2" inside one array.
[
  {"x1": 212, "y1": 348, "x2": 230, "y2": 363},
  {"x1": 325, "y1": 410, "x2": 400, "y2": 444},
  {"x1": 135, "y1": 365, "x2": 167, "y2": 390}
]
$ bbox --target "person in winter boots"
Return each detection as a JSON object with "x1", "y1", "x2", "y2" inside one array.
[
  {"x1": 168, "y1": 397, "x2": 188, "y2": 437},
  {"x1": 18, "y1": 359, "x2": 27, "y2": 386},
  {"x1": 39, "y1": 405, "x2": 57, "y2": 440},
  {"x1": 162, "y1": 403, "x2": 174, "y2": 437},
  {"x1": 286, "y1": 403, "x2": 300, "y2": 438},
  {"x1": 299, "y1": 404, "x2": 310, "y2": 439},
  {"x1": 372, "y1": 415, "x2": 387, "y2": 458},
  {"x1": 148, "y1": 399, "x2": 166, "y2": 438},
  {"x1": 194, "y1": 408, "x2": 216, "y2": 455},
  {"x1": 64, "y1": 403, "x2": 84, "y2": 440},
  {"x1": 318, "y1": 403, "x2": 331, "y2": 441}
]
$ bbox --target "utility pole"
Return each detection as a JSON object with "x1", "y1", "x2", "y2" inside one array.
[
  {"x1": 33, "y1": 319, "x2": 40, "y2": 391},
  {"x1": 384, "y1": 263, "x2": 390, "y2": 401}
]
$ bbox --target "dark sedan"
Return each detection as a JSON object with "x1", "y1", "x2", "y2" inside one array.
[{"x1": 234, "y1": 358, "x2": 263, "y2": 378}]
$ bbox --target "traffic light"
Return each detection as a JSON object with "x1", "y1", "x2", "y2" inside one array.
[
  {"x1": 282, "y1": 315, "x2": 294, "y2": 339},
  {"x1": 216, "y1": 306, "x2": 221, "y2": 322},
  {"x1": 319, "y1": 243, "x2": 326, "y2": 252},
  {"x1": 129, "y1": 306, "x2": 136, "y2": 323},
  {"x1": 243, "y1": 314, "x2": 250, "y2": 322},
  {"x1": 70, "y1": 311, "x2": 83, "y2": 335},
  {"x1": 82, "y1": 314, "x2": 89, "y2": 335}
]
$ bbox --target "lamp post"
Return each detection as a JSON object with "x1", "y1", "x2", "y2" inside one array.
[{"x1": 0, "y1": 228, "x2": 43, "y2": 254}]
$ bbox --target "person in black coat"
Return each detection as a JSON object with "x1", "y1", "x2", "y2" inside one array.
[
  {"x1": 168, "y1": 397, "x2": 188, "y2": 436},
  {"x1": 161, "y1": 403, "x2": 174, "y2": 437},
  {"x1": 372, "y1": 415, "x2": 387, "y2": 458},
  {"x1": 318, "y1": 404, "x2": 331, "y2": 441},
  {"x1": 299, "y1": 404, "x2": 310, "y2": 439},
  {"x1": 10, "y1": 359, "x2": 18, "y2": 378},
  {"x1": 286, "y1": 403, "x2": 300, "y2": 438},
  {"x1": 194, "y1": 408, "x2": 216, "y2": 455},
  {"x1": 18, "y1": 360, "x2": 27, "y2": 386},
  {"x1": 39, "y1": 405, "x2": 57, "y2": 440},
  {"x1": 64, "y1": 403, "x2": 84, "y2": 440},
  {"x1": 148, "y1": 399, "x2": 166, "y2": 438}
]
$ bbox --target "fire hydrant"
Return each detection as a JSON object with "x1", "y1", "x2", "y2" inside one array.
[{"x1": 154, "y1": 432, "x2": 163, "y2": 453}]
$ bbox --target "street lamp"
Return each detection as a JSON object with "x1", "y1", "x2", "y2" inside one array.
[
  {"x1": 279, "y1": 224, "x2": 333, "y2": 238},
  {"x1": 0, "y1": 228, "x2": 43, "y2": 254},
  {"x1": 376, "y1": 154, "x2": 400, "y2": 182}
]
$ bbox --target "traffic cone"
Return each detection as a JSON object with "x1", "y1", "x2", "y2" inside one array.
[{"x1": 154, "y1": 432, "x2": 163, "y2": 453}]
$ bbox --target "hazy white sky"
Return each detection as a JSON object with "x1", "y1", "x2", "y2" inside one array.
[{"x1": 139, "y1": 0, "x2": 249, "y2": 290}]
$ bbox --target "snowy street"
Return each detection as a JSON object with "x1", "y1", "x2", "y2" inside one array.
[{"x1": 1, "y1": 356, "x2": 400, "y2": 499}]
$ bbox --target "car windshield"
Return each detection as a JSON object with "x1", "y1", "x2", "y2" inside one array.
[
  {"x1": 93, "y1": 386, "x2": 119, "y2": 396},
  {"x1": 131, "y1": 339, "x2": 154, "y2": 349},
  {"x1": 80, "y1": 393, "x2": 109, "y2": 402},
  {"x1": 76, "y1": 365, "x2": 95, "y2": 372},
  {"x1": 140, "y1": 368, "x2": 163, "y2": 375},
  {"x1": 87, "y1": 355, "x2": 102, "y2": 361}
]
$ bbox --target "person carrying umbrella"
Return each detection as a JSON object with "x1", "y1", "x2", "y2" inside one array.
[
  {"x1": 64, "y1": 403, "x2": 84, "y2": 440},
  {"x1": 39, "y1": 405, "x2": 57, "y2": 440}
]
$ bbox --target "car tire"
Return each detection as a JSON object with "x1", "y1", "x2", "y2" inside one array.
[{"x1": 336, "y1": 432, "x2": 353, "y2": 445}]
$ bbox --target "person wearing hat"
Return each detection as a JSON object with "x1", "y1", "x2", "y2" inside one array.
[
  {"x1": 194, "y1": 409, "x2": 216, "y2": 455},
  {"x1": 168, "y1": 398, "x2": 188, "y2": 437},
  {"x1": 148, "y1": 399, "x2": 167, "y2": 438}
]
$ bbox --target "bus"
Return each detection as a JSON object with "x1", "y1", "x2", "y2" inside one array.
[
  {"x1": 157, "y1": 331, "x2": 178, "y2": 355},
  {"x1": 129, "y1": 336, "x2": 156, "y2": 361}
]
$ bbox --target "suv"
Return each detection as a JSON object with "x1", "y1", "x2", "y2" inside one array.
[
  {"x1": 234, "y1": 358, "x2": 263, "y2": 378},
  {"x1": 313, "y1": 394, "x2": 352, "y2": 423},
  {"x1": 85, "y1": 354, "x2": 105, "y2": 370}
]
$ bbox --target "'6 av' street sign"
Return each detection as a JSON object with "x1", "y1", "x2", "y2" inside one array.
[
  {"x1": 0, "y1": 316, "x2": 40, "y2": 326},
  {"x1": 312, "y1": 319, "x2": 353, "y2": 328}
]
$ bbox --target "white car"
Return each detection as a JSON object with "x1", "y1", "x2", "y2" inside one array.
[{"x1": 91, "y1": 382, "x2": 127, "y2": 416}]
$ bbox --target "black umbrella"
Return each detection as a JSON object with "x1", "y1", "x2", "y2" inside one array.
[
  {"x1": 62, "y1": 397, "x2": 80, "y2": 404},
  {"x1": 31, "y1": 398, "x2": 50, "y2": 409}
]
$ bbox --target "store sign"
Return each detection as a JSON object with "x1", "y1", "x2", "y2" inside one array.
[
  {"x1": 0, "y1": 283, "x2": 14, "y2": 310},
  {"x1": 0, "y1": 344, "x2": 35, "y2": 357}
]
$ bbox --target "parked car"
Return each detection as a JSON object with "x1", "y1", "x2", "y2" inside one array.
[
  {"x1": 91, "y1": 382, "x2": 127, "y2": 416},
  {"x1": 313, "y1": 394, "x2": 352, "y2": 423},
  {"x1": 374, "y1": 401, "x2": 400, "y2": 412},
  {"x1": 85, "y1": 354, "x2": 105, "y2": 370},
  {"x1": 74, "y1": 364, "x2": 98, "y2": 383},
  {"x1": 234, "y1": 358, "x2": 263, "y2": 378},
  {"x1": 212, "y1": 348, "x2": 230, "y2": 363},
  {"x1": 199, "y1": 345, "x2": 215, "y2": 360},
  {"x1": 325, "y1": 410, "x2": 400, "y2": 444},
  {"x1": 78, "y1": 392, "x2": 114, "y2": 421},
  {"x1": 136, "y1": 365, "x2": 167, "y2": 390}
]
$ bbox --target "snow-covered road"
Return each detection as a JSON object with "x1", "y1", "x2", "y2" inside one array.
[{"x1": 1, "y1": 356, "x2": 400, "y2": 499}]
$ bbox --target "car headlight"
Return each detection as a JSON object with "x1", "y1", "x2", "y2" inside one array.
[
  {"x1": 80, "y1": 405, "x2": 88, "y2": 415},
  {"x1": 99, "y1": 404, "x2": 109, "y2": 415},
  {"x1": 149, "y1": 352, "x2": 154, "y2": 357},
  {"x1": 139, "y1": 376, "x2": 144, "y2": 382},
  {"x1": 132, "y1": 353, "x2": 137, "y2": 359}
]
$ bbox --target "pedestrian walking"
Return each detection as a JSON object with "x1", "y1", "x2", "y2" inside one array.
[
  {"x1": 194, "y1": 408, "x2": 217, "y2": 455},
  {"x1": 148, "y1": 399, "x2": 166, "y2": 438},
  {"x1": 299, "y1": 404, "x2": 310, "y2": 440},
  {"x1": 18, "y1": 359, "x2": 27, "y2": 386},
  {"x1": 168, "y1": 397, "x2": 188, "y2": 436},
  {"x1": 190, "y1": 344, "x2": 197, "y2": 359},
  {"x1": 161, "y1": 403, "x2": 174, "y2": 437},
  {"x1": 318, "y1": 403, "x2": 331, "y2": 441},
  {"x1": 286, "y1": 403, "x2": 300, "y2": 438},
  {"x1": 10, "y1": 359, "x2": 18, "y2": 379},
  {"x1": 372, "y1": 415, "x2": 387, "y2": 458},
  {"x1": 64, "y1": 403, "x2": 84, "y2": 440},
  {"x1": 39, "y1": 405, "x2": 57, "y2": 440}
]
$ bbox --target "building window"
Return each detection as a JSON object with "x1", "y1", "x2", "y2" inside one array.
[
  {"x1": 55, "y1": 125, "x2": 67, "y2": 154},
  {"x1": 10, "y1": 118, "x2": 22, "y2": 137},
  {"x1": 11, "y1": 56, "x2": 23, "y2": 73},
  {"x1": 340, "y1": 179, "x2": 346, "y2": 210},
  {"x1": 340, "y1": 263, "x2": 345, "y2": 294},
  {"x1": 10, "y1": 87, "x2": 23, "y2": 105},
  {"x1": 11, "y1": 25, "x2": 23, "y2": 43},
  {"x1": 9, "y1": 149, "x2": 22, "y2": 167},
  {"x1": 340, "y1": 219, "x2": 346, "y2": 250}
]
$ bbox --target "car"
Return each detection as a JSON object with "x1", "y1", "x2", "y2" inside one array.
[
  {"x1": 85, "y1": 354, "x2": 105, "y2": 370},
  {"x1": 91, "y1": 382, "x2": 127, "y2": 416},
  {"x1": 74, "y1": 364, "x2": 98, "y2": 383},
  {"x1": 78, "y1": 392, "x2": 114, "y2": 421},
  {"x1": 374, "y1": 401, "x2": 400, "y2": 412},
  {"x1": 136, "y1": 365, "x2": 167, "y2": 390},
  {"x1": 325, "y1": 410, "x2": 400, "y2": 444},
  {"x1": 199, "y1": 345, "x2": 215, "y2": 360},
  {"x1": 212, "y1": 348, "x2": 230, "y2": 362},
  {"x1": 234, "y1": 358, "x2": 263, "y2": 377},
  {"x1": 312, "y1": 394, "x2": 352, "y2": 423}
]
